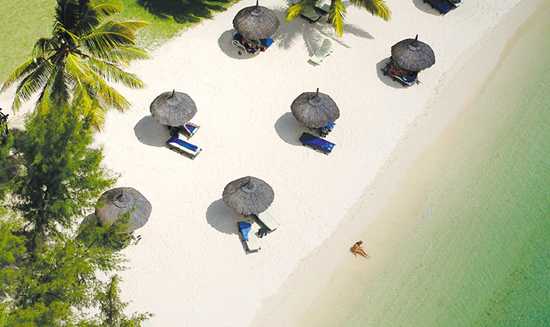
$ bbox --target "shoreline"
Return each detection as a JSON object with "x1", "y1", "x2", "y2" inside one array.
[{"x1": 251, "y1": 0, "x2": 545, "y2": 325}]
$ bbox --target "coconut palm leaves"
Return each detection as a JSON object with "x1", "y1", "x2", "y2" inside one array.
[
  {"x1": 286, "y1": 0, "x2": 391, "y2": 37},
  {"x1": 0, "y1": 0, "x2": 148, "y2": 129}
]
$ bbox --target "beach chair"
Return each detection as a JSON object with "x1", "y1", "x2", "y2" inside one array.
[
  {"x1": 318, "y1": 121, "x2": 335, "y2": 137},
  {"x1": 232, "y1": 33, "x2": 260, "y2": 56},
  {"x1": 309, "y1": 39, "x2": 333, "y2": 65},
  {"x1": 253, "y1": 212, "x2": 280, "y2": 234},
  {"x1": 300, "y1": 5, "x2": 322, "y2": 23},
  {"x1": 423, "y1": 0, "x2": 456, "y2": 14},
  {"x1": 315, "y1": 0, "x2": 331, "y2": 14},
  {"x1": 180, "y1": 122, "x2": 200, "y2": 138},
  {"x1": 166, "y1": 135, "x2": 202, "y2": 159},
  {"x1": 259, "y1": 37, "x2": 273, "y2": 51},
  {"x1": 299, "y1": 132, "x2": 335, "y2": 154},
  {"x1": 238, "y1": 220, "x2": 262, "y2": 253},
  {"x1": 382, "y1": 60, "x2": 418, "y2": 87}
]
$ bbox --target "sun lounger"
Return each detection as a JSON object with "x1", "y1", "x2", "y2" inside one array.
[
  {"x1": 423, "y1": 0, "x2": 457, "y2": 14},
  {"x1": 238, "y1": 220, "x2": 262, "y2": 253},
  {"x1": 180, "y1": 122, "x2": 200, "y2": 138},
  {"x1": 315, "y1": 0, "x2": 331, "y2": 14},
  {"x1": 260, "y1": 38, "x2": 273, "y2": 49},
  {"x1": 309, "y1": 39, "x2": 333, "y2": 65},
  {"x1": 232, "y1": 33, "x2": 260, "y2": 55},
  {"x1": 300, "y1": 5, "x2": 322, "y2": 23},
  {"x1": 253, "y1": 212, "x2": 280, "y2": 233},
  {"x1": 299, "y1": 132, "x2": 335, "y2": 154},
  {"x1": 166, "y1": 135, "x2": 202, "y2": 158},
  {"x1": 382, "y1": 60, "x2": 418, "y2": 87},
  {"x1": 318, "y1": 121, "x2": 335, "y2": 137}
]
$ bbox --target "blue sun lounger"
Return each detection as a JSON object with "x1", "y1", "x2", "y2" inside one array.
[
  {"x1": 166, "y1": 135, "x2": 202, "y2": 159},
  {"x1": 423, "y1": 0, "x2": 456, "y2": 14},
  {"x1": 318, "y1": 121, "x2": 335, "y2": 137},
  {"x1": 181, "y1": 122, "x2": 200, "y2": 138},
  {"x1": 260, "y1": 38, "x2": 273, "y2": 49},
  {"x1": 299, "y1": 132, "x2": 335, "y2": 154},
  {"x1": 238, "y1": 220, "x2": 261, "y2": 253}
]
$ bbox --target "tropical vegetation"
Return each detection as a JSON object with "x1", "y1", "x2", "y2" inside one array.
[
  {"x1": 286, "y1": 0, "x2": 391, "y2": 36},
  {"x1": 0, "y1": 104, "x2": 151, "y2": 326},
  {"x1": 0, "y1": 0, "x2": 149, "y2": 129}
]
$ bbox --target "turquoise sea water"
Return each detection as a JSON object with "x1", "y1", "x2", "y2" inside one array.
[{"x1": 299, "y1": 4, "x2": 550, "y2": 327}]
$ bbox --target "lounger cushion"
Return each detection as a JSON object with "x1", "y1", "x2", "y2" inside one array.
[
  {"x1": 424, "y1": 0, "x2": 454, "y2": 14},
  {"x1": 260, "y1": 38, "x2": 273, "y2": 48},
  {"x1": 238, "y1": 221, "x2": 252, "y2": 241},
  {"x1": 167, "y1": 136, "x2": 202, "y2": 157},
  {"x1": 299, "y1": 132, "x2": 335, "y2": 153}
]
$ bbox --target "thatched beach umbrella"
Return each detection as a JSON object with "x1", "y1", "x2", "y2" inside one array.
[
  {"x1": 150, "y1": 90, "x2": 197, "y2": 127},
  {"x1": 95, "y1": 187, "x2": 152, "y2": 232},
  {"x1": 291, "y1": 88, "x2": 340, "y2": 128},
  {"x1": 391, "y1": 35, "x2": 435, "y2": 72},
  {"x1": 223, "y1": 176, "x2": 274, "y2": 215},
  {"x1": 233, "y1": 0, "x2": 280, "y2": 40}
]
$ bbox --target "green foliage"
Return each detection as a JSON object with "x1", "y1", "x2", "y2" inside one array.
[
  {"x1": 329, "y1": 0, "x2": 346, "y2": 37},
  {"x1": 349, "y1": 0, "x2": 391, "y2": 21},
  {"x1": 77, "y1": 213, "x2": 138, "y2": 251},
  {"x1": 0, "y1": 103, "x2": 150, "y2": 325},
  {"x1": 286, "y1": 2, "x2": 305, "y2": 21},
  {"x1": 94, "y1": 276, "x2": 152, "y2": 327},
  {"x1": 0, "y1": 132, "x2": 15, "y2": 203},
  {"x1": 0, "y1": 0, "x2": 149, "y2": 129},
  {"x1": 10, "y1": 105, "x2": 114, "y2": 249}
]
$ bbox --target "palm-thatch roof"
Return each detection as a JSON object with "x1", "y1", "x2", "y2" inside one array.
[
  {"x1": 95, "y1": 187, "x2": 152, "y2": 232},
  {"x1": 291, "y1": 88, "x2": 340, "y2": 128},
  {"x1": 391, "y1": 35, "x2": 436, "y2": 72},
  {"x1": 233, "y1": 1, "x2": 280, "y2": 40},
  {"x1": 222, "y1": 176, "x2": 274, "y2": 215},
  {"x1": 150, "y1": 90, "x2": 197, "y2": 127}
]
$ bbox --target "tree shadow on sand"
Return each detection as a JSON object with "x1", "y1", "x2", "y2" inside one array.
[
  {"x1": 271, "y1": 7, "x2": 373, "y2": 56},
  {"x1": 138, "y1": 0, "x2": 233, "y2": 24}
]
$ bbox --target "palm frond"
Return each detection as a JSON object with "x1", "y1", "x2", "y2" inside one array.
[
  {"x1": 94, "y1": 80, "x2": 130, "y2": 111},
  {"x1": 329, "y1": 0, "x2": 346, "y2": 37},
  {"x1": 106, "y1": 46, "x2": 150, "y2": 65},
  {"x1": 89, "y1": 0, "x2": 123, "y2": 17},
  {"x1": 80, "y1": 21, "x2": 148, "y2": 60},
  {"x1": 87, "y1": 58, "x2": 144, "y2": 88},
  {"x1": 1, "y1": 58, "x2": 41, "y2": 92},
  {"x1": 349, "y1": 0, "x2": 391, "y2": 21},
  {"x1": 33, "y1": 38, "x2": 56, "y2": 58},
  {"x1": 12, "y1": 60, "x2": 53, "y2": 110},
  {"x1": 287, "y1": 3, "x2": 304, "y2": 21},
  {"x1": 73, "y1": 83, "x2": 106, "y2": 129}
]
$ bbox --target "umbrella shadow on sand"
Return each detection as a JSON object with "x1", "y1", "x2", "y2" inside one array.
[
  {"x1": 274, "y1": 112, "x2": 305, "y2": 146},
  {"x1": 134, "y1": 116, "x2": 170, "y2": 147},
  {"x1": 217, "y1": 29, "x2": 259, "y2": 59},
  {"x1": 375, "y1": 58, "x2": 406, "y2": 89},
  {"x1": 412, "y1": 0, "x2": 441, "y2": 15},
  {"x1": 206, "y1": 199, "x2": 240, "y2": 235}
]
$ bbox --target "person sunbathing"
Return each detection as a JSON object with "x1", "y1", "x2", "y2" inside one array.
[{"x1": 350, "y1": 241, "x2": 368, "y2": 258}]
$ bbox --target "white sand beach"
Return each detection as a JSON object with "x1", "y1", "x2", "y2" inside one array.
[{"x1": 0, "y1": 0, "x2": 539, "y2": 325}]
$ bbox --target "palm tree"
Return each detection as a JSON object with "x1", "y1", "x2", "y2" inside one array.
[
  {"x1": 287, "y1": 0, "x2": 391, "y2": 37},
  {"x1": 0, "y1": 0, "x2": 149, "y2": 129}
]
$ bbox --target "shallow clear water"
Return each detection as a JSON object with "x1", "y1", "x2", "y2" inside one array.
[{"x1": 300, "y1": 4, "x2": 550, "y2": 326}]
